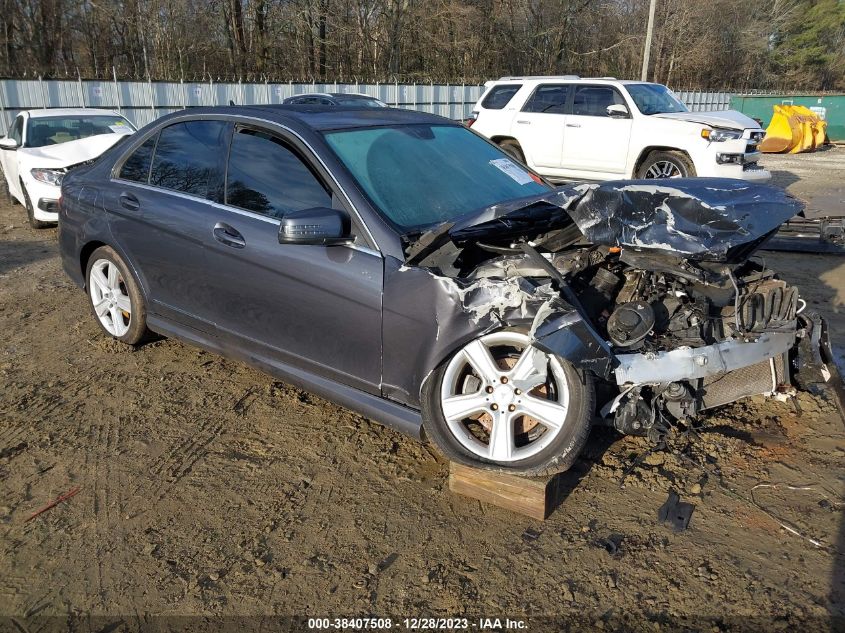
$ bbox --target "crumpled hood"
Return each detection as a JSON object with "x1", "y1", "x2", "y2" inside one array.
[
  {"x1": 420, "y1": 178, "x2": 802, "y2": 265},
  {"x1": 653, "y1": 109, "x2": 761, "y2": 131},
  {"x1": 564, "y1": 179, "x2": 802, "y2": 261},
  {"x1": 19, "y1": 132, "x2": 133, "y2": 168}
]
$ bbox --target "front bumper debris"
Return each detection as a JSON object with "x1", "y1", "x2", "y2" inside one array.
[{"x1": 614, "y1": 331, "x2": 797, "y2": 386}]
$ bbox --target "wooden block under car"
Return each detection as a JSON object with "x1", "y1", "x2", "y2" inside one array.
[{"x1": 448, "y1": 462, "x2": 563, "y2": 520}]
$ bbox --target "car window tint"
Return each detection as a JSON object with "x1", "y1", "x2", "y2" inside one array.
[
  {"x1": 481, "y1": 84, "x2": 522, "y2": 110},
  {"x1": 572, "y1": 86, "x2": 624, "y2": 117},
  {"x1": 150, "y1": 120, "x2": 228, "y2": 200},
  {"x1": 119, "y1": 135, "x2": 157, "y2": 183},
  {"x1": 225, "y1": 128, "x2": 331, "y2": 218},
  {"x1": 522, "y1": 84, "x2": 570, "y2": 113}
]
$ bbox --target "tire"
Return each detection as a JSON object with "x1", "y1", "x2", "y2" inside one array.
[
  {"x1": 21, "y1": 182, "x2": 52, "y2": 229},
  {"x1": 497, "y1": 139, "x2": 526, "y2": 164},
  {"x1": 422, "y1": 330, "x2": 595, "y2": 477},
  {"x1": 636, "y1": 150, "x2": 696, "y2": 179},
  {"x1": 85, "y1": 245, "x2": 150, "y2": 345}
]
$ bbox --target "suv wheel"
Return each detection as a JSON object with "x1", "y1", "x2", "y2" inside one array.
[
  {"x1": 497, "y1": 139, "x2": 526, "y2": 164},
  {"x1": 21, "y1": 181, "x2": 52, "y2": 229},
  {"x1": 85, "y1": 246, "x2": 150, "y2": 345},
  {"x1": 422, "y1": 330, "x2": 594, "y2": 476},
  {"x1": 636, "y1": 150, "x2": 696, "y2": 179}
]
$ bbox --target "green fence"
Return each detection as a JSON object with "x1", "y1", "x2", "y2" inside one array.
[{"x1": 730, "y1": 93, "x2": 845, "y2": 142}]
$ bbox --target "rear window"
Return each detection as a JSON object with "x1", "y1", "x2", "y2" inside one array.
[
  {"x1": 522, "y1": 84, "x2": 570, "y2": 114},
  {"x1": 119, "y1": 135, "x2": 157, "y2": 182},
  {"x1": 149, "y1": 120, "x2": 228, "y2": 201},
  {"x1": 481, "y1": 84, "x2": 522, "y2": 110}
]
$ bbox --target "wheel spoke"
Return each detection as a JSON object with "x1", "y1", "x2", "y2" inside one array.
[
  {"x1": 91, "y1": 268, "x2": 109, "y2": 293},
  {"x1": 93, "y1": 297, "x2": 110, "y2": 317},
  {"x1": 519, "y1": 393, "x2": 567, "y2": 431},
  {"x1": 115, "y1": 294, "x2": 131, "y2": 313},
  {"x1": 462, "y1": 339, "x2": 500, "y2": 380},
  {"x1": 107, "y1": 263, "x2": 119, "y2": 289},
  {"x1": 508, "y1": 345, "x2": 548, "y2": 391},
  {"x1": 488, "y1": 412, "x2": 514, "y2": 461},
  {"x1": 441, "y1": 392, "x2": 489, "y2": 421},
  {"x1": 109, "y1": 306, "x2": 124, "y2": 331}
]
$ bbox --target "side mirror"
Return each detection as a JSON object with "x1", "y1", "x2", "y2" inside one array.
[
  {"x1": 0, "y1": 137, "x2": 19, "y2": 150},
  {"x1": 278, "y1": 207, "x2": 354, "y2": 246},
  {"x1": 607, "y1": 104, "x2": 630, "y2": 119}
]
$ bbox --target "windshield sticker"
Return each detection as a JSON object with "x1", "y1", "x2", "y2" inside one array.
[{"x1": 490, "y1": 158, "x2": 534, "y2": 185}]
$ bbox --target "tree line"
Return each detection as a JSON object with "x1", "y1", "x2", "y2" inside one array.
[{"x1": 1, "y1": 0, "x2": 843, "y2": 90}]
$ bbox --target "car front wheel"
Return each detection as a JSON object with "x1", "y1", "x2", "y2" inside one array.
[
  {"x1": 497, "y1": 139, "x2": 526, "y2": 164},
  {"x1": 636, "y1": 150, "x2": 696, "y2": 179},
  {"x1": 85, "y1": 246, "x2": 150, "y2": 345},
  {"x1": 423, "y1": 330, "x2": 594, "y2": 476},
  {"x1": 21, "y1": 181, "x2": 52, "y2": 229}
]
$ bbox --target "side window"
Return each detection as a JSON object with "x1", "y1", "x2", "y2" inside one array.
[
  {"x1": 119, "y1": 135, "x2": 157, "y2": 183},
  {"x1": 481, "y1": 84, "x2": 522, "y2": 110},
  {"x1": 150, "y1": 120, "x2": 228, "y2": 200},
  {"x1": 9, "y1": 116, "x2": 23, "y2": 145},
  {"x1": 522, "y1": 84, "x2": 570, "y2": 114},
  {"x1": 572, "y1": 86, "x2": 625, "y2": 117},
  {"x1": 225, "y1": 127, "x2": 331, "y2": 219}
]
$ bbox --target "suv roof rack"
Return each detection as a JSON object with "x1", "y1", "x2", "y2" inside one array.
[{"x1": 497, "y1": 75, "x2": 580, "y2": 81}]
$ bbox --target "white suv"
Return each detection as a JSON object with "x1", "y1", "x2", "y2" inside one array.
[{"x1": 469, "y1": 76, "x2": 770, "y2": 183}]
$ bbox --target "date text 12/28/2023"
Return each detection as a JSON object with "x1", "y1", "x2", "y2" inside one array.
[{"x1": 306, "y1": 617, "x2": 528, "y2": 630}]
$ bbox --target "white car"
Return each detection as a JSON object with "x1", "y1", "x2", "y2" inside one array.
[
  {"x1": 0, "y1": 108, "x2": 135, "y2": 228},
  {"x1": 468, "y1": 77, "x2": 770, "y2": 183}
]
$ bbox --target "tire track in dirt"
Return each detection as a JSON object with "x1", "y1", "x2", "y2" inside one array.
[{"x1": 131, "y1": 415, "x2": 226, "y2": 505}]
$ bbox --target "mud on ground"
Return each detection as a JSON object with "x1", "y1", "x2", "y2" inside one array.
[{"x1": 1, "y1": 177, "x2": 844, "y2": 631}]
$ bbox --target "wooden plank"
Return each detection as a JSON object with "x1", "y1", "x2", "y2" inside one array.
[{"x1": 448, "y1": 462, "x2": 560, "y2": 521}]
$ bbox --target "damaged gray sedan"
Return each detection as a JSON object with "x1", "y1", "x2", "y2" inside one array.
[{"x1": 58, "y1": 106, "x2": 834, "y2": 476}]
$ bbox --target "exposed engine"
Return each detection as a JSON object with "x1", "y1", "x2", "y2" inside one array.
[{"x1": 554, "y1": 246, "x2": 803, "y2": 440}]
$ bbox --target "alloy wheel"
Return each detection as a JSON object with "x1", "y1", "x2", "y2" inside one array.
[
  {"x1": 89, "y1": 258, "x2": 132, "y2": 337},
  {"x1": 644, "y1": 160, "x2": 683, "y2": 178},
  {"x1": 439, "y1": 331, "x2": 571, "y2": 463}
]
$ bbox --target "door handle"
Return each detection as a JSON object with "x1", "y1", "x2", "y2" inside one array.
[
  {"x1": 565, "y1": 123, "x2": 581, "y2": 128},
  {"x1": 516, "y1": 120, "x2": 531, "y2": 124},
  {"x1": 213, "y1": 222, "x2": 246, "y2": 249},
  {"x1": 119, "y1": 192, "x2": 140, "y2": 211}
]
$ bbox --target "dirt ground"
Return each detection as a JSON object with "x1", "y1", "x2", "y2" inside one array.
[{"x1": 1, "y1": 152, "x2": 845, "y2": 632}]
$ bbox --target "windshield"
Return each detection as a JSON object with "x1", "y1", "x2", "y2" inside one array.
[
  {"x1": 25, "y1": 115, "x2": 134, "y2": 148},
  {"x1": 626, "y1": 84, "x2": 688, "y2": 115},
  {"x1": 335, "y1": 97, "x2": 387, "y2": 108},
  {"x1": 324, "y1": 124, "x2": 549, "y2": 232}
]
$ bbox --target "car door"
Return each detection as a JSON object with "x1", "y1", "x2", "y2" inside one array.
[
  {"x1": 199, "y1": 124, "x2": 383, "y2": 393},
  {"x1": 107, "y1": 119, "x2": 231, "y2": 333},
  {"x1": 560, "y1": 84, "x2": 633, "y2": 175},
  {"x1": 512, "y1": 84, "x2": 571, "y2": 169},
  {"x1": 0, "y1": 115, "x2": 25, "y2": 199}
]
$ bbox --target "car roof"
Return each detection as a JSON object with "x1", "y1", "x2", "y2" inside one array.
[
  {"x1": 285, "y1": 92, "x2": 383, "y2": 102},
  {"x1": 327, "y1": 93, "x2": 381, "y2": 99},
  {"x1": 159, "y1": 104, "x2": 450, "y2": 132},
  {"x1": 490, "y1": 76, "x2": 656, "y2": 86},
  {"x1": 26, "y1": 108, "x2": 124, "y2": 119}
]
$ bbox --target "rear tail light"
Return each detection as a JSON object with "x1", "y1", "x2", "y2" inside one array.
[{"x1": 465, "y1": 112, "x2": 478, "y2": 127}]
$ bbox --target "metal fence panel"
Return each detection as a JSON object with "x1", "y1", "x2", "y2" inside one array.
[{"x1": 0, "y1": 78, "x2": 736, "y2": 135}]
